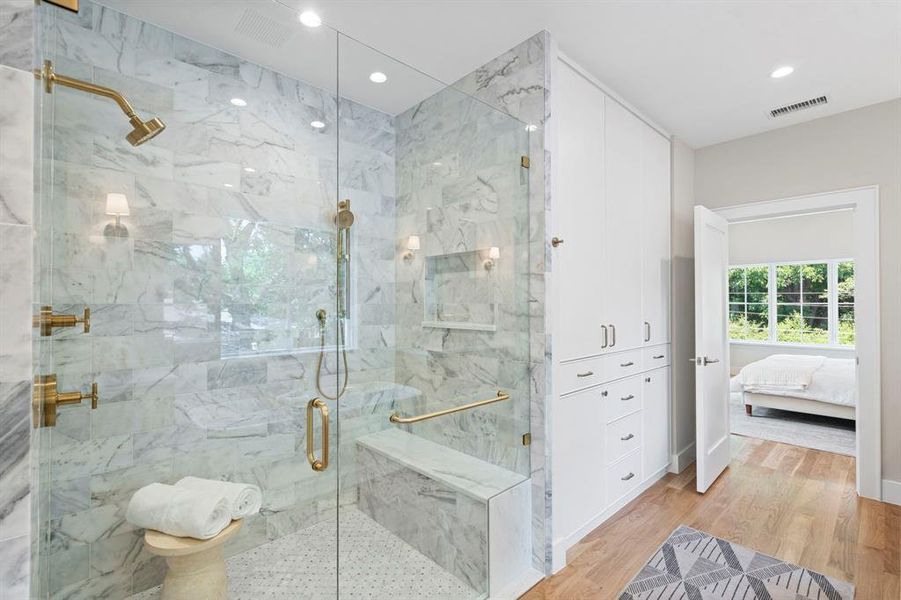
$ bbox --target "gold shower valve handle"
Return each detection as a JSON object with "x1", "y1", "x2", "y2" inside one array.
[
  {"x1": 33, "y1": 375, "x2": 99, "y2": 428},
  {"x1": 33, "y1": 306, "x2": 91, "y2": 336}
]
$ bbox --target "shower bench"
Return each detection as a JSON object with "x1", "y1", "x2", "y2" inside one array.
[{"x1": 356, "y1": 428, "x2": 533, "y2": 598}]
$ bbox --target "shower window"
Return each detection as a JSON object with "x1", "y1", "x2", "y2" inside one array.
[{"x1": 220, "y1": 223, "x2": 355, "y2": 358}]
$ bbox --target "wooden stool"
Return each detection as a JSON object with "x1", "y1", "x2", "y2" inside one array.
[{"x1": 144, "y1": 520, "x2": 242, "y2": 600}]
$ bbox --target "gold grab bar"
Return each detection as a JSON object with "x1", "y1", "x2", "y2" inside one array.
[
  {"x1": 306, "y1": 398, "x2": 329, "y2": 471},
  {"x1": 389, "y1": 390, "x2": 510, "y2": 424}
]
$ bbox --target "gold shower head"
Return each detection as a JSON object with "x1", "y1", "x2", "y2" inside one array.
[
  {"x1": 126, "y1": 116, "x2": 167, "y2": 147},
  {"x1": 36, "y1": 60, "x2": 167, "y2": 147}
]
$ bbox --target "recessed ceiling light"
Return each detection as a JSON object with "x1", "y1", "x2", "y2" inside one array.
[
  {"x1": 243, "y1": 167, "x2": 256, "y2": 173},
  {"x1": 224, "y1": 183, "x2": 234, "y2": 188},
  {"x1": 299, "y1": 11, "x2": 321, "y2": 28},
  {"x1": 310, "y1": 120, "x2": 326, "y2": 129},
  {"x1": 770, "y1": 66, "x2": 794, "y2": 79},
  {"x1": 432, "y1": 161, "x2": 442, "y2": 167},
  {"x1": 230, "y1": 98, "x2": 247, "y2": 107},
  {"x1": 369, "y1": 71, "x2": 388, "y2": 84},
  {"x1": 525, "y1": 123, "x2": 539, "y2": 132}
]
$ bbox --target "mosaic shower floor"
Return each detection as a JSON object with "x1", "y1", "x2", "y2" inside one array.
[{"x1": 131, "y1": 507, "x2": 482, "y2": 600}]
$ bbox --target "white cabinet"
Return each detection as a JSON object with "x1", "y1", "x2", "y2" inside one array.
[
  {"x1": 604, "y1": 100, "x2": 645, "y2": 353},
  {"x1": 641, "y1": 126, "x2": 672, "y2": 346},
  {"x1": 551, "y1": 386, "x2": 605, "y2": 541},
  {"x1": 642, "y1": 367, "x2": 671, "y2": 477},
  {"x1": 555, "y1": 61, "x2": 607, "y2": 361},
  {"x1": 550, "y1": 55, "x2": 672, "y2": 572}
]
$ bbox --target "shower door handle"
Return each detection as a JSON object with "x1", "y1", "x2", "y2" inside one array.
[{"x1": 306, "y1": 398, "x2": 329, "y2": 472}]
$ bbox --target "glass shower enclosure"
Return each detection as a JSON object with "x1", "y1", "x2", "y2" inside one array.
[{"x1": 31, "y1": 1, "x2": 531, "y2": 598}]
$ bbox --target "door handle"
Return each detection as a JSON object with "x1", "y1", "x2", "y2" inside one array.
[
  {"x1": 601, "y1": 325, "x2": 608, "y2": 349},
  {"x1": 609, "y1": 324, "x2": 616, "y2": 347},
  {"x1": 306, "y1": 398, "x2": 330, "y2": 472},
  {"x1": 551, "y1": 237, "x2": 564, "y2": 247},
  {"x1": 644, "y1": 321, "x2": 651, "y2": 343},
  {"x1": 689, "y1": 356, "x2": 720, "y2": 366}
]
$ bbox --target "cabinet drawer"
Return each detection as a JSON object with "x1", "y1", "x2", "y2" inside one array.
[
  {"x1": 605, "y1": 411, "x2": 642, "y2": 465},
  {"x1": 606, "y1": 449, "x2": 642, "y2": 504},
  {"x1": 559, "y1": 356, "x2": 605, "y2": 395},
  {"x1": 602, "y1": 349, "x2": 643, "y2": 381},
  {"x1": 643, "y1": 344, "x2": 670, "y2": 369},
  {"x1": 602, "y1": 375, "x2": 642, "y2": 423}
]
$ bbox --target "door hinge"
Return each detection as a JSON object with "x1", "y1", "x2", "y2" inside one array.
[
  {"x1": 522, "y1": 432, "x2": 531, "y2": 446},
  {"x1": 44, "y1": 0, "x2": 80, "y2": 12},
  {"x1": 520, "y1": 155, "x2": 530, "y2": 169}
]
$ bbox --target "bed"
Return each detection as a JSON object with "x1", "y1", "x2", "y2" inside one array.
[{"x1": 733, "y1": 354, "x2": 857, "y2": 421}]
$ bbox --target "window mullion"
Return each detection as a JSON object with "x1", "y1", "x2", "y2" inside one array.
[{"x1": 829, "y1": 261, "x2": 838, "y2": 345}]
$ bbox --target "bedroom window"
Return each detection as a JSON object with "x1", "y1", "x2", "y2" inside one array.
[
  {"x1": 728, "y1": 260, "x2": 854, "y2": 347},
  {"x1": 729, "y1": 266, "x2": 769, "y2": 341}
]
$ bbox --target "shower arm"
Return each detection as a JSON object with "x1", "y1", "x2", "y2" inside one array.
[{"x1": 36, "y1": 60, "x2": 141, "y2": 122}]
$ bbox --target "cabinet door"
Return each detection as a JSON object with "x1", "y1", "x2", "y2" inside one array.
[
  {"x1": 604, "y1": 100, "x2": 643, "y2": 351},
  {"x1": 555, "y1": 61, "x2": 607, "y2": 361},
  {"x1": 551, "y1": 386, "x2": 606, "y2": 542},
  {"x1": 641, "y1": 125, "x2": 672, "y2": 345},
  {"x1": 642, "y1": 366, "x2": 671, "y2": 477}
]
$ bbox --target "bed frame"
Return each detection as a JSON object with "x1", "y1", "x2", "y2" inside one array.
[{"x1": 743, "y1": 392, "x2": 856, "y2": 421}]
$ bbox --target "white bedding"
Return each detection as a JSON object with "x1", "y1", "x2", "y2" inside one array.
[
  {"x1": 736, "y1": 356, "x2": 857, "y2": 407},
  {"x1": 739, "y1": 354, "x2": 824, "y2": 390}
]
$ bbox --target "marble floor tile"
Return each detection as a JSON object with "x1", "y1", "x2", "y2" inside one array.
[{"x1": 130, "y1": 506, "x2": 482, "y2": 600}]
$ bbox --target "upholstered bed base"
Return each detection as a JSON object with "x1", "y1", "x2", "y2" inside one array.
[{"x1": 743, "y1": 392, "x2": 856, "y2": 421}]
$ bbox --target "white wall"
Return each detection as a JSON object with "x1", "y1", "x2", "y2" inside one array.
[
  {"x1": 729, "y1": 210, "x2": 854, "y2": 264},
  {"x1": 670, "y1": 138, "x2": 696, "y2": 471},
  {"x1": 694, "y1": 98, "x2": 901, "y2": 486}
]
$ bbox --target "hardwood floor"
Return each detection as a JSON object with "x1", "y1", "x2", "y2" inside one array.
[{"x1": 522, "y1": 435, "x2": 900, "y2": 599}]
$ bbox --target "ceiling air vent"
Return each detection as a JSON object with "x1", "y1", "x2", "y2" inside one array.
[
  {"x1": 234, "y1": 8, "x2": 295, "y2": 48},
  {"x1": 769, "y1": 95, "x2": 828, "y2": 118}
]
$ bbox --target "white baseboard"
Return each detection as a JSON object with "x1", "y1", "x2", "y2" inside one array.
[
  {"x1": 490, "y1": 567, "x2": 543, "y2": 600},
  {"x1": 551, "y1": 465, "x2": 670, "y2": 573},
  {"x1": 882, "y1": 479, "x2": 901, "y2": 506},
  {"x1": 669, "y1": 442, "x2": 696, "y2": 474}
]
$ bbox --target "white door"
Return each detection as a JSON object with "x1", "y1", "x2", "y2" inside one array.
[
  {"x1": 604, "y1": 100, "x2": 643, "y2": 352},
  {"x1": 555, "y1": 61, "x2": 607, "y2": 360},
  {"x1": 693, "y1": 206, "x2": 731, "y2": 493}
]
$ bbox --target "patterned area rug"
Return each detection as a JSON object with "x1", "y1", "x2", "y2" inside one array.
[{"x1": 619, "y1": 526, "x2": 854, "y2": 599}]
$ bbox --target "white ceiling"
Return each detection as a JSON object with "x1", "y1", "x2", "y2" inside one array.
[{"x1": 99, "y1": 0, "x2": 901, "y2": 148}]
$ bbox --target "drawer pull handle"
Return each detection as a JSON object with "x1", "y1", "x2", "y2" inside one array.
[
  {"x1": 620, "y1": 361, "x2": 634, "y2": 367},
  {"x1": 621, "y1": 472, "x2": 635, "y2": 481},
  {"x1": 621, "y1": 433, "x2": 634, "y2": 441},
  {"x1": 645, "y1": 377, "x2": 651, "y2": 383},
  {"x1": 621, "y1": 394, "x2": 634, "y2": 401},
  {"x1": 653, "y1": 354, "x2": 665, "y2": 359},
  {"x1": 576, "y1": 371, "x2": 594, "y2": 378}
]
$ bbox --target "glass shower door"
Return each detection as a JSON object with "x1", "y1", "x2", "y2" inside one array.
[{"x1": 335, "y1": 34, "x2": 532, "y2": 599}]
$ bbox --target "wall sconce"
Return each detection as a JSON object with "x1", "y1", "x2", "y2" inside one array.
[
  {"x1": 103, "y1": 193, "x2": 130, "y2": 238},
  {"x1": 484, "y1": 246, "x2": 500, "y2": 270},
  {"x1": 403, "y1": 235, "x2": 420, "y2": 261}
]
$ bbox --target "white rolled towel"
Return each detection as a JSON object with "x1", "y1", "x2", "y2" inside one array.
[
  {"x1": 175, "y1": 476, "x2": 262, "y2": 518},
  {"x1": 126, "y1": 483, "x2": 232, "y2": 540}
]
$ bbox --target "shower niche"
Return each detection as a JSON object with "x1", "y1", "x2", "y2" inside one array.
[{"x1": 422, "y1": 249, "x2": 500, "y2": 332}]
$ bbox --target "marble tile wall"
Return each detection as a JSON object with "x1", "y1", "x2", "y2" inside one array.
[
  {"x1": 32, "y1": 2, "x2": 397, "y2": 598},
  {"x1": 394, "y1": 32, "x2": 553, "y2": 572},
  {"x1": 0, "y1": 1, "x2": 35, "y2": 596},
  {"x1": 393, "y1": 75, "x2": 532, "y2": 478}
]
